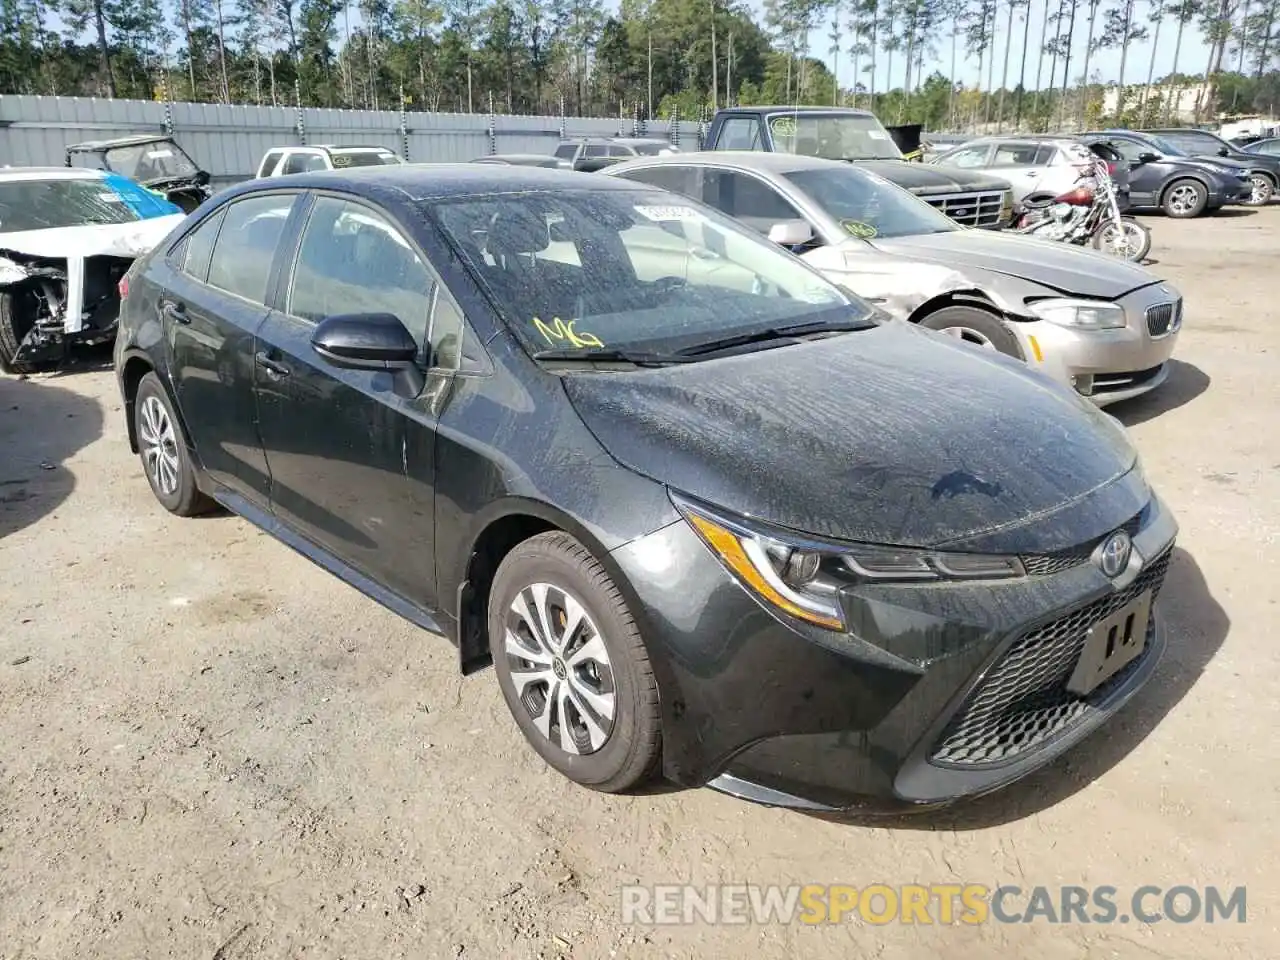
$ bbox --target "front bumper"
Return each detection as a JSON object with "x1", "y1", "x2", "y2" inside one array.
[
  {"x1": 609, "y1": 487, "x2": 1178, "y2": 812},
  {"x1": 1007, "y1": 285, "x2": 1183, "y2": 407}
]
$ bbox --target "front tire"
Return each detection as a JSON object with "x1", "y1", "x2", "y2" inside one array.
[
  {"x1": 1244, "y1": 173, "x2": 1274, "y2": 206},
  {"x1": 1162, "y1": 178, "x2": 1208, "y2": 218},
  {"x1": 1091, "y1": 216, "x2": 1152, "y2": 262},
  {"x1": 489, "y1": 531, "x2": 661, "y2": 793},
  {"x1": 0, "y1": 288, "x2": 44, "y2": 376},
  {"x1": 918, "y1": 305, "x2": 1024, "y2": 359},
  {"x1": 133, "y1": 372, "x2": 214, "y2": 516}
]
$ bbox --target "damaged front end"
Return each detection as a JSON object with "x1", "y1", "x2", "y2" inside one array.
[{"x1": 0, "y1": 250, "x2": 137, "y2": 373}]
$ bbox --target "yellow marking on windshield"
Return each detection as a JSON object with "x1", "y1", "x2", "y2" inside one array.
[
  {"x1": 842, "y1": 220, "x2": 879, "y2": 239},
  {"x1": 533, "y1": 317, "x2": 604, "y2": 349}
]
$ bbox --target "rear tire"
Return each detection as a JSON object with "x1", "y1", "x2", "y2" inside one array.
[
  {"x1": 1161, "y1": 179, "x2": 1208, "y2": 218},
  {"x1": 133, "y1": 372, "x2": 215, "y2": 516},
  {"x1": 489, "y1": 531, "x2": 661, "y2": 794},
  {"x1": 918, "y1": 305, "x2": 1024, "y2": 360}
]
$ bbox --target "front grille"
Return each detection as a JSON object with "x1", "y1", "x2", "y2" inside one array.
[
  {"x1": 930, "y1": 546, "x2": 1173, "y2": 767},
  {"x1": 923, "y1": 191, "x2": 1006, "y2": 228},
  {"x1": 1145, "y1": 299, "x2": 1182, "y2": 337},
  {"x1": 1020, "y1": 513, "x2": 1144, "y2": 577}
]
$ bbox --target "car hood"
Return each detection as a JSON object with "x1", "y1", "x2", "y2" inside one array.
[
  {"x1": 1178, "y1": 156, "x2": 1250, "y2": 177},
  {"x1": 0, "y1": 215, "x2": 185, "y2": 261},
  {"x1": 562, "y1": 321, "x2": 1140, "y2": 550},
  {"x1": 852, "y1": 160, "x2": 1012, "y2": 196},
  {"x1": 867, "y1": 229, "x2": 1161, "y2": 300}
]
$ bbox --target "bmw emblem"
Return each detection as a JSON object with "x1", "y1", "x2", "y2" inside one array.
[{"x1": 1098, "y1": 530, "x2": 1133, "y2": 578}]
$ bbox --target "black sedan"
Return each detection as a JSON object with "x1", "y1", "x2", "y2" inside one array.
[{"x1": 113, "y1": 165, "x2": 1178, "y2": 812}]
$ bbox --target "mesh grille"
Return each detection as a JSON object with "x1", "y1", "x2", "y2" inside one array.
[
  {"x1": 1019, "y1": 513, "x2": 1145, "y2": 578},
  {"x1": 930, "y1": 546, "x2": 1173, "y2": 767}
]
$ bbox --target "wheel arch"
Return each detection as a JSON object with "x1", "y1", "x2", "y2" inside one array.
[
  {"x1": 119, "y1": 352, "x2": 196, "y2": 464},
  {"x1": 906, "y1": 289, "x2": 1013, "y2": 325},
  {"x1": 453, "y1": 497, "x2": 640, "y2": 677}
]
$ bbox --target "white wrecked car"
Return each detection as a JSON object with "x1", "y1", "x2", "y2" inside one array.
[{"x1": 1, "y1": 167, "x2": 186, "y2": 374}]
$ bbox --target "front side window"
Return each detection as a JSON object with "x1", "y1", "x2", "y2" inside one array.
[
  {"x1": 0, "y1": 177, "x2": 139, "y2": 232},
  {"x1": 584, "y1": 145, "x2": 610, "y2": 157},
  {"x1": 714, "y1": 118, "x2": 761, "y2": 151},
  {"x1": 701, "y1": 170, "x2": 804, "y2": 234},
  {"x1": 1156, "y1": 131, "x2": 1223, "y2": 155},
  {"x1": 786, "y1": 168, "x2": 957, "y2": 240},
  {"x1": 1256, "y1": 140, "x2": 1280, "y2": 156},
  {"x1": 287, "y1": 197, "x2": 435, "y2": 351},
  {"x1": 427, "y1": 188, "x2": 867, "y2": 359},
  {"x1": 206, "y1": 193, "x2": 296, "y2": 304}
]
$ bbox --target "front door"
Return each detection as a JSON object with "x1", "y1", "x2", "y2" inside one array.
[
  {"x1": 253, "y1": 193, "x2": 448, "y2": 610},
  {"x1": 1108, "y1": 138, "x2": 1160, "y2": 207},
  {"x1": 164, "y1": 192, "x2": 298, "y2": 506}
]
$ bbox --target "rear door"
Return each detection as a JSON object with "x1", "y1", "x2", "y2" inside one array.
[
  {"x1": 253, "y1": 192, "x2": 460, "y2": 610},
  {"x1": 163, "y1": 191, "x2": 300, "y2": 507},
  {"x1": 988, "y1": 141, "x2": 1047, "y2": 201}
]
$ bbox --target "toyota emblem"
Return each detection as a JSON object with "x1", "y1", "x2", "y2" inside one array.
[{"x1": 1098, "y1": 530, "x2": 1132, "y2": 578}]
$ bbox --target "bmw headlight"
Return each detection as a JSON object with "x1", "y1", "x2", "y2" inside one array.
[
  {"x1": 1027, "y1": 297, "x2": 1127, "y2": 330},
  {"x1": 673, "y1": 494, "x2": 1025, "y2": 632}
]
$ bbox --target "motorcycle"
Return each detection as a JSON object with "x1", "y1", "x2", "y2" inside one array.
[{"x1": 1011, "y1": 157, "x2": 1152, "y2": 263}]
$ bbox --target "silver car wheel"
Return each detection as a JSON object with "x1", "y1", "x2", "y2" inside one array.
[
  {"x1": 505, "y1": 582, "x2": 617, "y2": 756},
  {"x1": 138, "y1": 395, "x2": 181, "y2": 496},
  {"x1": 1167, "y1": 184, "x2": 1199, "y2": 215},
  {"x1": 941, "y1": 325, "x2": 998, "y2": 350},
  {"x1": 1249, "y1": 175, "x2": 1273, "y2": 204}
]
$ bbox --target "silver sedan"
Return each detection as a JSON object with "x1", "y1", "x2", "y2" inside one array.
[{"x1": 602, "y1": 151, "x2": 1183, "y2": 407}]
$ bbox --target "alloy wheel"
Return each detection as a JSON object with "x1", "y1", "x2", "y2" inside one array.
[
  {"x1": 1167, "y1": 185, "x2": 1200, "y2": 216},
  {"x1": 138, "y1": 395, "x2": 181, "y2": 496},
  {"x1": 941, "y1": 325, "x2": 998, "y2": 350},
  {"x1": 504, "y1": 582, "x2": 617, "y2": 755},
  {"x1": 1249, "y1": 175, "x2": 1273, "y2": 205}
]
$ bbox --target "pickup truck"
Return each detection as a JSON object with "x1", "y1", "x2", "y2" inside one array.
[{"x1": 703, "y1": 106, "x2": 1014, "y2": 229}]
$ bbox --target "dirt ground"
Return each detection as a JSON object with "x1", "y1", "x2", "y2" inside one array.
[{"x1": 2, "y1": 207, "x2": 1278, "y2": 960}]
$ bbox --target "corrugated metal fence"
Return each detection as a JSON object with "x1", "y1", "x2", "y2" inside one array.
[{"x1": 0, "y1": 95, "x2": 705, "y2": 185}]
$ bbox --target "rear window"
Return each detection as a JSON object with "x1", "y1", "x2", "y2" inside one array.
[
  {"x1": 0, "y1": 177, "x2": 140, "y2": 233},
  {"x1": 630, "y1": 143, "x2": 680, "y2": 156},
  {"x1": 554, "y1": 144, "x2": 579, "y2": 159},
  {"x1": 329, "y1": 149, "x2": 402, "y2": 168}
]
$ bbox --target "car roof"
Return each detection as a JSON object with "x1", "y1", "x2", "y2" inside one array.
[
  {"x1": 716, "y1": 106, "x2": 876, "y2": 118},
  {"x1": 0, "y1": 166, "x2": 105, "y2": 181},
  {"x1": 605, "y1": 150, "x2": 849, "y2": 176},
  {"x1": 66, "y1": 134, "x2": 175, "y2": 151},
  {"x1": 217, "y1": 163, "x2": 653, "y2": 202}
]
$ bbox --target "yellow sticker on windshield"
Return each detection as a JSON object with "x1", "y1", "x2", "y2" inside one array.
[
  {"x1": 842, "y1": 220, "x2": 878, "y2": 240},
  {"x1": 769, "y1": 116, "x2": 797, "y2": 139},
  {"x1": 534, "y1": 316, "x2": 604, "y2": 349}
]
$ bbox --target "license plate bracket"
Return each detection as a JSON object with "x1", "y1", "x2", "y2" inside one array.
[{"x1": 1067, "y1": 590, "x2": 1153, "y2": 697}]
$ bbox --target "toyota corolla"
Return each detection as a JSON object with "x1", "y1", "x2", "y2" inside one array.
[{"x1": 113, "y1": 165, "x2": 1178, "y2": 812}]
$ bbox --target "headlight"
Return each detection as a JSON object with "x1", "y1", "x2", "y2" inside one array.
[
  {"x1": 1027, "y1": 297, "x2": 1127, "y2": 330},
  {"x1": 673, "y1": 495, "x2": 1025, "y2": 632}
]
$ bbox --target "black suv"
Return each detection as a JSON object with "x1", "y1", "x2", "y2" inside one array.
[{"x1": 1140, "y1": 127, "x2": 1280, "y2": 205}]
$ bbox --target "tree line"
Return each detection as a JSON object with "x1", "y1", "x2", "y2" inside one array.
[{"x1": 1, "y1": 0, "x2": 1278, "y2": 131}]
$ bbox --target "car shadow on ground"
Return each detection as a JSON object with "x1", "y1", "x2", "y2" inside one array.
[
  {"x1": 1110, "y1": 359, "x2": 1210, "y2": 427},
  {"x1": 0, "y1": 375, "x2": 104, "y2": 541},
  {"x1": 811, "y1": 547, "x2": 1227, "y2": 831},
  {"x1": 1208, "y1": 207, "x2": 1259, "y2": 218}
]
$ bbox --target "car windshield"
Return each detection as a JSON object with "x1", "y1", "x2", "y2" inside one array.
[
  {"x1": 768, "y1": 112, "x2": 903, "y2": 161},
  {"x1": 427, "y1": 188, "x2": 872, "y2": 358},
  {"x1": 102, "y1": 141, "x2": 199, "y2": 181},
  {"x1": 785, "y1": 167, "x2": 957, "y2": 239},
  {"x1": 330, "y1": 149, "x2": 402, "y2": 168},
  {"x1": 0, "y1": 177, "x2": 140, "y2": 233}
]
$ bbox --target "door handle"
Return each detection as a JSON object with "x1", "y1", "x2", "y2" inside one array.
[
  {"x1": 254, "y1": 351, "x2": 291, "y2": 379},
  {"x1": 161, "y1": 300, "x2": 189, "y2": 324}
]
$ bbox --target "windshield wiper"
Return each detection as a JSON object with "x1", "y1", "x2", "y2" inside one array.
[
  {"x1": 533, "y1": 347, "x2": 695, "y2": 366},
  {"x1": 675, "y1": 318, "x2": 875, "y2": 358}
]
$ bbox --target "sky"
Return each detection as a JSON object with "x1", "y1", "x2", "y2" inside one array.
[{"x1": 726, "y1": 0, "x2": 1218, "y2": 94}]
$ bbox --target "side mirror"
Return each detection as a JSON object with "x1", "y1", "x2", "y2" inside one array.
[
  {"x1": 768, "y1": 220, "x2": 814, "y2": 247},
  {"x1": 1136, "y1": 151, "x2": 1161, "y2": 165},
  {"x1": 1217, "y1": 145, "x2": 1230, "y2": 156},
  {"x1": 312, "y1": 312, "x2": 425, "y2": 396}
]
